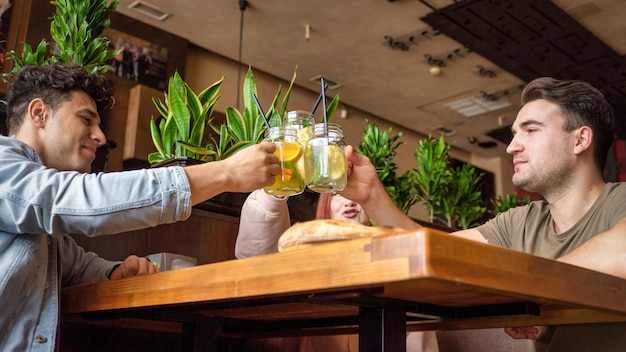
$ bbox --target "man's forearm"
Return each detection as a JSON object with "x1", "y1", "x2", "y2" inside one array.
[
  {"x1": 361, "y1": 185, "x2": 420, "y2": 229},
  {"x1": 558, "y1": 220, "x2": 626, "y2": 279}
]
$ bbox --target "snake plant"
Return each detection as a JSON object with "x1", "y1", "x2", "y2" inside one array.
[
  {"x1": 149, "y1": 66, "x2": 341, "y2": 163},
  {"x1": 149, "y1": 72, "x2": 226, "y2": 163}
]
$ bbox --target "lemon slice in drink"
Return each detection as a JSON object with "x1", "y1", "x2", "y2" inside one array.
[
  {"x1": 276, "y1": 141, "x2": 302, "y2": 162},
  {"x1": 327, "y1": 145, "x2": 347, "y2": 179},
  {"x1": 297, "y1": 128, "x2": 312, "y2": 145}
]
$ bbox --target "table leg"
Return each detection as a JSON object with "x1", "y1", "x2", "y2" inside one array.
[
  {"x1": 359, "y1": 307, "x2": 406, "y2": 352},
  {"x1": 182, "y1": 321, "x2": 196, "y2": 351}
]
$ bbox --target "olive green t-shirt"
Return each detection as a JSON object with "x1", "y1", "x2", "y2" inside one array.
[{"x1": 476, "y1": 182, "x2": 626, "y2": 352}]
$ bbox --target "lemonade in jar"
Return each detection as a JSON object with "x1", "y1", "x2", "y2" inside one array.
[
  {"x1": 304, "y1": 123, "x2": 347, "y2": 193},
  {"x1": 283, "y1": 110, "x2": 315, "y2": 181},
  {"x1": 263, "y1": 127, "x2": 305, "y2": 197}
]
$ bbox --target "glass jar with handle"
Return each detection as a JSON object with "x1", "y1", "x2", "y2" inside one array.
[
  {"x1": 283, "y1": 110, "x2": 315, "y2": 181},
  {"x1": 304, "y1": 122, "x2": 347, "y2": 193},
  {"x1": 263, "y1": 126, "x2": 305, "y2": 197}
]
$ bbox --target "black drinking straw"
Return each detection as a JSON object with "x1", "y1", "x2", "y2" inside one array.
[
  {"x1": 310, "y1": 84, "x2": 329, "y2": 115},
  {"x1": 252, "y1": 94, "x2": 271, "y2": 129},
  {"x1": 320, "y1": 78, "x2": 328, "y2": 134}
]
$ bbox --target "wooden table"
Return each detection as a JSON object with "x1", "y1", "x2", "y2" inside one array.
[{"x1": 61, "y1": 228, "x2": 626, "y2": 351}]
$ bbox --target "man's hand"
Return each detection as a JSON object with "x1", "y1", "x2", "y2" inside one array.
[
  {"x1": 185, "y1": 142, "x2": 281, "y2": 205},
  {"x1": 340, "y1": 145, "x2": 383, "y2": 205},
  {"x1": 219, "y1": 141, "x2": 280, "y2": 193},
  {"x1": 505, "y1": 326, "x2": 540, "y2": 340},
  {"x1": 340, "y1": 145, "x2": 419, "y2": 229},
  {"x1": 109, "y1": 255, "x2": 159, "y2": 280}
]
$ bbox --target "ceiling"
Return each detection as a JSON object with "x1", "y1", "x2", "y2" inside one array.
[{"x1": 114, "y1": 0, "x2": 626, "y2": 159}]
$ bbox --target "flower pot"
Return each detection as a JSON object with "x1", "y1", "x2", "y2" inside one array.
[
  {"x1": 150, "y1": 156, "x2": 204, "y2": 168},
  {"x1": 151, "y1": 156, "x2": 249, "y2": 217}
]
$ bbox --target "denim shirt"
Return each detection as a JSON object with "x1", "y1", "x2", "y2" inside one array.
[{"x1": 0, "y1": 136, "x2": 192, "y2": 351}]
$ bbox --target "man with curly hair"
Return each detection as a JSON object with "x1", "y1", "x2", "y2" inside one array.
[{"x1": 0, "y1": 63, "x2": 279, "y2": 351}]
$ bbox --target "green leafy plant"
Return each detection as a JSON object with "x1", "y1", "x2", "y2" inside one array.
[
  {"x1": 440, "y1": 163, "x2": 486, "y2": 229},
  {"x1": 149, "y1": 66, "x2": 340, "y2": 164},
  {"x1": 216, "y1": 66, "x2": 297, "y2": 157},
  {"x1": 236, "y1": 67, "x2": 339, "y2": 129},
  {"x1": 357, "y1": 123, "x2": 417, "y2": 214},
  {"x1": 411, "y1": 134, "x2": 486, "y2": 229},
  {"x1": 411, "y1": 134, "x2": 453, "y2": 223},
  {"x1": 148, "y1": 72, "x2": 227, "y2": 163},
  {"x1": 357, "y1": 126, "x2": 507, "y2": 228},
  {"x1": 2, "y1": 0, "x2": 120, "y2": 82},
  {"x1": 491, "y1": 193, "x2": 531, "y2": 216},
  {"x1": 49, "y1": 0, "x2": 120, "y2": 74}
]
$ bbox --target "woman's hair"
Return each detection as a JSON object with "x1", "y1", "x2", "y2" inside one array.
[
  {"x1": 521, "y1": 77, "x2": 615, "y2": 171},
  {"x1": 315, "y1": 193, "x2": 333, "y2": 219},
  {"x1": 6, "y1": 63, "x2": 113, "y2": 134},
  {"x1": 315, "y1": 193, "x2": 371, "y2": 226}
]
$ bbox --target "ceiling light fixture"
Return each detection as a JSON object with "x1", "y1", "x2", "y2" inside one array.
[
  {"x1": 429, "y1": 66, "x2": 442, "y2": 76},
  {"x1": 383, "y1": 26, "x2": 440, "y2": 51},
  {"x1": 445, "y1": 95, "x2": 511, "y2": 118},
  {"x1": 476, "y1": 65, "x2": 497, "y2": 78},
  {"x1": 423, "y1": 46, "x2": 471, "y2": 68},
  {"x1": 128, "y1": 1, "x2": 170, "y2": 21}
]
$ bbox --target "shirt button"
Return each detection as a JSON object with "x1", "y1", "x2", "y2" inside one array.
[
  {"x1": 44, "y1": 282, "x2": 50, "y2": 290},
  {"x1": 35, "y1": 335, "x2": 47, "y2": 343}
]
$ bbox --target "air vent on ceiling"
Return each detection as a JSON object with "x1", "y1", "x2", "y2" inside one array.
[
  {"x1": 128, "y1": 1, "x2": 170, "y2": 21},
  {"x1": 309, "y1": 75, "x2": 342, "y2": 90},
  {"x1": 445, "y1": 95, "x2": 511, "y2": 118}
]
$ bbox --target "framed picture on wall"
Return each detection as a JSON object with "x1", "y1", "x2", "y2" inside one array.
[
  {"x1": 0, "y1": 0, "x2": 11, "y2": 65},
  {"x1": 106, "y1": 12, "x2": 188, "y2": 90},
  {"x1": 106, "y1": 28, "x2": 169, "y2": 90}
]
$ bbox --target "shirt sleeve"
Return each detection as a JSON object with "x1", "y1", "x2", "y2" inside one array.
[
  {"x1": 59, "y1": 234, "x2": 120, "y2": 286},
  {"x1": 235, "y1": 189, "x2": 291, "y2": 258},
  {"x1": 0, "y1": 153, "x2": 192, "y2": 237},
  {"x1": 475, "y1": 205, "x2": 532, "y2": 249}
]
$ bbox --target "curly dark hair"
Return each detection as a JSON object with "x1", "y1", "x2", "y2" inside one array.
[
  {"x1": 521, "y1": 77, "x2": 615, "y2": 171},
  {"x1": 5, "y1": 63, "x2": 113, "y2": 134}
]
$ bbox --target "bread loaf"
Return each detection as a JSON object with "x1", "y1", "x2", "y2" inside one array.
[{"x1": 278, "y1": 219, "x2": 407, "y2": 252}]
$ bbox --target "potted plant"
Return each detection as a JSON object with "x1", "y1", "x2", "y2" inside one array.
[
  {"x1": 357, "y1": 123, "x2": 417, "y2": 214},
  {"x1": 148, "y1": 66, "x2": 295, "y2": 165},
  {"x1": 2, "y1": 0, "x2": 120, "y2": 81},
  {"x1": 437, "y1": 161, "x2": 486, "y2": 229},
  {"x1": 411, "y1": 134, "x2": 487, "y2": 229},
  {"x1": 411, "y1": 134, "x2": 453, "y2": 224},
  {"x1": 490, "y1": 193, "x2": 531, "y2": 216},
  {"x1": 149, "y1": 66, "x2": 340, "y2": 166},
  {"x1": 148, "y1": 71, "x2": 226, "y2": 165},
  {"x1": 0, "y1": 0, "x2": 121, "y2": 172}
]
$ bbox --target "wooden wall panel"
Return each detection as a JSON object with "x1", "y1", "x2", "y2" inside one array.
[{"x1": 70, "y1": 209, "x2": 240, "y2": 265}]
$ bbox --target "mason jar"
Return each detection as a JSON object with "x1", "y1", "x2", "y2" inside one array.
[
  {"x1": 263, "y1": 126, "x2": 305, "y2": 197},
  {"x1": 282, "y1": 110, "x2": 315, "y2": 143},
  {"x1": 304, "y1": 123, "x2": 347, "y2": 193},
  {"x1": 282, "y1": 110, "x2": 315, "y2": 182}
]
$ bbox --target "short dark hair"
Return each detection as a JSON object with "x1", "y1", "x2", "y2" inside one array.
[
  {"x1": 5, "y1": 63, "x2": 113, "y2": 134},
  {"x1": 521, "y1": 77, "x2": 615, "y2": 171}
]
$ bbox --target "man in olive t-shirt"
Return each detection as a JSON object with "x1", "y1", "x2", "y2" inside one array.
[{"x1": 339, "y1": 77, "x2": 626, "y2": 351}]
